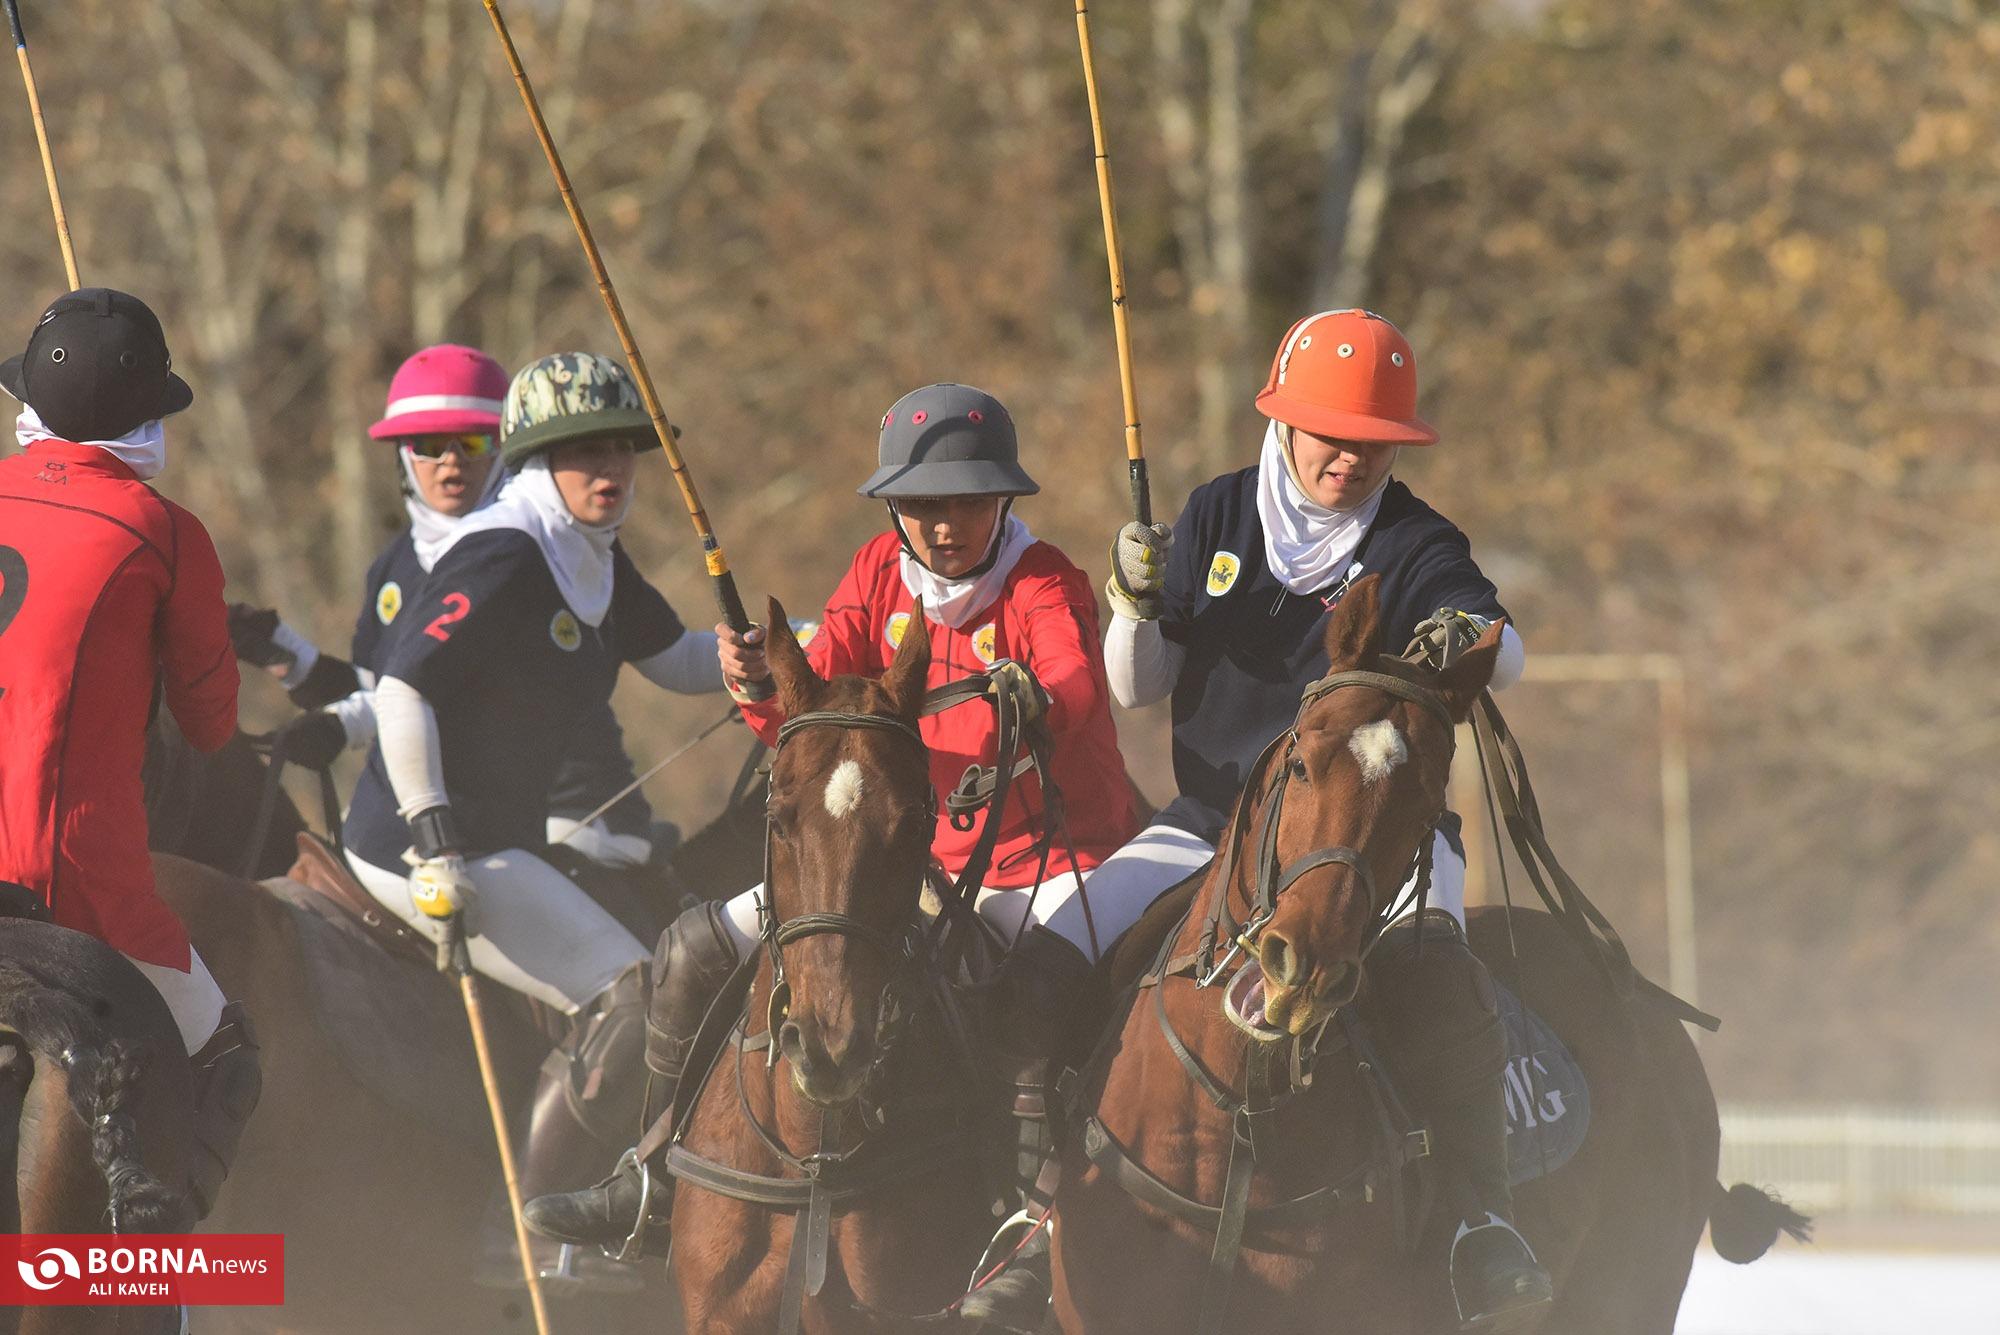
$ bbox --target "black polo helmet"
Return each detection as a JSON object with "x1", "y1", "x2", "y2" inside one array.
[
  {"x1": 0, "y1": 289, "x2": 193, "y2": 441},
  {"x1": 858, "y1": 383, "x2": 1038, "y2": 499}
]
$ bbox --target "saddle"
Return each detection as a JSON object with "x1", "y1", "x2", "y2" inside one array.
[{"x1": 282, "y1": 833, "x2": 427, "y2": 963}]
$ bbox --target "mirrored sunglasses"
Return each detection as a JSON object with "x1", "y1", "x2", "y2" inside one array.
[{"x1": 399, "y1": 433, "x2": 497, "y2": 459}]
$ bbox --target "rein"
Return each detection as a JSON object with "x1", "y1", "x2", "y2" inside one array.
[
  {"x1": 1080, "y1": 665, "x2": 1457, "y2": 1335},
  {"x1": 241, "y1": 730, "x2": 343, "y2": 881},
  {"x1": 665, "y1": 672, "x2": 1041, "y2": 1335}
]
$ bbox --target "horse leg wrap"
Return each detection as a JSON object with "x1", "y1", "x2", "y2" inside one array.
[
  {"x1": 187, "y1": 1002, "x2": 263, "y2": 1220},
  {"x1": 644, "y1": 900, "x2": 739, "y2": 1090}
]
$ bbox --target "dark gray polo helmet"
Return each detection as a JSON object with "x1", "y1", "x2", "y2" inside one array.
[{"x1": 857, "y1": 383, "x2": 1039, "y2": 498}]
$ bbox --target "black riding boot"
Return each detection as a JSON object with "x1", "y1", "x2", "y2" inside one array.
[
  {"x1": 959, "y1": 926, "x2": 1092, "y2": 1333},
  {"x1": 485, "y1": 963, "x2": 654, "y2": 1291},
  {"x1": 188, "y1": 1002, "x2": 263, "y2": 1220},
  {"x1": 1371, "y1": 911, "x2": 1553, "y2": 1331},
  {"x1": 523, "y1": 901, "x2": 738, "y2": 1255}
]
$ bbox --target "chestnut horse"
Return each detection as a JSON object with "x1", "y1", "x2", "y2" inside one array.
[
  {"x1": 665, "y1": 602, "x2": 1000, "y2": 1333},
  {"x1": 0, "y1": 914, "x2": 195, "y2": 1335},
  {"x1": 1053, "y1": 577, "x2": 1802, "y2": 1334}
]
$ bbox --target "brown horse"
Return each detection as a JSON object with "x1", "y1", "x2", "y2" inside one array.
[
  {"x1": 1052, "y1": 577, "x2": 1803, "y2": 1334},
  {"x1": 666, "y1": 602, "x2": 1000, "y2": 1333},
  {"x1": 0, "y1": 914, "x2": 195, "y2": 1335}
]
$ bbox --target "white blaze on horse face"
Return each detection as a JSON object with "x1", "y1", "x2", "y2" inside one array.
[
  {"x1": 823, "y1": 760, "x2": 865, "y2": 819},
  {"x1": 1347, "y1": 719, "x2": 1408, "y2": 785}
]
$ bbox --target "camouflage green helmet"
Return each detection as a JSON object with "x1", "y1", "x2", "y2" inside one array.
[{"x1": 500, "y1": 351, "x2": 660, "y2": 467}]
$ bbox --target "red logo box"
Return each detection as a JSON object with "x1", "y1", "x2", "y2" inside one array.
[{"x1": 0, "y1": 1235, "x2": 283, "y2": 1306}]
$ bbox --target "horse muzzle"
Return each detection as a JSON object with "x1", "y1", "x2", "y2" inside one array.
[
  {"x1": 1236, "y1": 928, "x2": 1362, "y2": 1038},
  {"x1": 778, "y1": 1016, "x2": 876, "y2": 1109}
]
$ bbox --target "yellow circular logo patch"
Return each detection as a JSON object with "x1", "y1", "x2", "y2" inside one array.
[
  {"x1": 886, "y1": 611, "x2": 911, "y2": 649},
  {"x1": 1206, "y1": 551, "x2": 1242, "y2": 597},
  {"x1": 550, "y1": 609, "x2": 583, "y2": 652},
  {"x1": 971, "y1": 623, "x2": 997, "y2": 666},
  {"x1": 375, "y1": 580, "x2": 403, "y2": 625}
]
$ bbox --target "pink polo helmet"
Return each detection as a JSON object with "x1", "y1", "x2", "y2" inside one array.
[{"x1": 368, "y1": 344, "x2": 510, "y2": 440}]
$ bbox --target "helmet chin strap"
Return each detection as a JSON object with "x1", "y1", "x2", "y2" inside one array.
[{"x1": 886, "y1": 498, "x2": 1013, "y2": 578}]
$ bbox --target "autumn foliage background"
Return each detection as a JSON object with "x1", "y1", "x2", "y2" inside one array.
[{"x1": 0, "y1": 0, "x2": 1992, "y2": 1107}]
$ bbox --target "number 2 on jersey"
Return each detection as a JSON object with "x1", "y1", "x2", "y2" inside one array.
[
  {"x1": 423, "y1": 591, "x2": 471, "y2": 642},
  {"x1": 0, "y1": 545, "x2": 27, "y2": 700}
]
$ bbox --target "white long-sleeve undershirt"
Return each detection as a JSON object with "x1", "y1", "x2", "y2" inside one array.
[
  {"x1": 374, "y1": 675, "x2": 450, "y2": 819},
  {"x1": 631, "y1": 629, "x2": 725, "y2": 694},
  {"x1": 1101, "y1": 615, "x2": 1526, "y2": 708}
]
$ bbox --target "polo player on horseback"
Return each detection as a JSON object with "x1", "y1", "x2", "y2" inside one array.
[
  {"x1": 1083, "y1": 308, "x2": 1552, "y2": 1330},
  {"x1": 523, "y1": 383, "x2": 1144, "y2": 1272},
  {"x1": 339, "y1": 351, "x2": 728, "y2": 1284},
  {"x1": 0, "y1": 289, "x2": 263, "y2": 1219},
  {"x1": 226, "y1": 344, "x2": 665, "y2": 871}
]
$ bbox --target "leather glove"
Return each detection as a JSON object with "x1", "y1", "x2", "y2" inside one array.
[
  {"x1": 1105, "y1": 521, "x2": 1173, "y2": 621},
  {"x1": 403, "y1": 807, "x2": 479, "y2": 939},
  {"x1": 276, "y1": 710, "x2": 347, "y2": 770},
  {"x1": 986, "y1": 660, "x2": 1048, "y2": 728},
  {"x1": 1406, "y1": 608, "x2": 1492, "y2": 669},
  {"x1": 406, "y1": 854, "x2": 478, "y2": 938},
  {"x1": 227, "y1": 602, "x2": 320, "y2": 682}
]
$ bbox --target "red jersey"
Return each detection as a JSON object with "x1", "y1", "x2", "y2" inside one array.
[
  {"x1": 0, "y1": 441, "x2": 238, "y2": 967},
  {"x1": 742, "y1": 532, "x2": 1138, "y2": 889}
]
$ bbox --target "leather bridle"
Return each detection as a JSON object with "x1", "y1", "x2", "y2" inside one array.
[
  {"x1": 755, "y1": 709, "x2": 933, "y2": 1082},
  {"x1": 1192, "y1": 668, "x2": 1456, "y2": 991}
]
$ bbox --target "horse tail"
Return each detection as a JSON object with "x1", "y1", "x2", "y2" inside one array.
[
  {"x1": 0, "y1": 966, "x2": 193, "y2": 1234},
  {"x1": 1707, "y1": 1180, "x2": 1812, "y2": 1263}
]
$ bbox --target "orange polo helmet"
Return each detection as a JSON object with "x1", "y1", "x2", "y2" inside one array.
[{"x1": 1253, "y1": 309, "x2": 1438, "y2": 445}]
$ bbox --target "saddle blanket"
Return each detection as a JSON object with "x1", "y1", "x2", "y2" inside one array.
[
  {"x1": 264, "y1": 877, "x2": 528, "y2": 1135},
  {"x1": 1495, "y1": 981, "x2": 1590, "y2": 1186}
]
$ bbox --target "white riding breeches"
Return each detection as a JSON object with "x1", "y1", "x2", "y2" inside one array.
[
  {"x1": 715, "y1": 823, "x2": 1219, "y2": 966},
  {"x1": 350, "y1": 849, "x2": 648, "y2": 1015},
  {"x1": 123, "y1": 949, "x2": 226, "y2": 1055},
  {"x1": 544, "y1": 815, "x2": 652, "y2": 869},
  {"x1": 711, "y1": 822, "x2": 1465, "y2": 968}
]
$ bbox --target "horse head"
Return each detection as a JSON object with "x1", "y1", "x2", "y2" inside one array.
[
  {"x1": 1245, "y1": 575, "x2": 1500, "y2": 1037},
  {"x1": 761, "y1": 596, "x2": 935, "y2": 1108}
]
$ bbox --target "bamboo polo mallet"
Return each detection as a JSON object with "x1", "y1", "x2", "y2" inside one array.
[{"x1": 4, "y1": 0, "x2": 81, "y2": 288}]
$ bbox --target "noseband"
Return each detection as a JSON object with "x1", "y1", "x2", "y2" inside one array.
[{"x1": 1194, "y1": 669, "x2": 1456, "y2": 989}]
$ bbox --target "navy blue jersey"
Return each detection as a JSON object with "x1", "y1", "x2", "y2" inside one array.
[
  {"x1": 344, "y1": 530, "x2": 682, "y2": 866},
  {"x1": 351, "y1": 528, "x2": 427, "y2": 676},
  {"x1": 1156, "y1": 473, "x2": 1506, "y2": 842},
  {"x1": 547, "y1": 700, "x2": 653, "y2": 840}
]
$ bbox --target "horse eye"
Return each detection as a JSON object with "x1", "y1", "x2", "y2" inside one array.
[{"x1": 1288, "y1": 756, "x2": 1310, "y2": 782}]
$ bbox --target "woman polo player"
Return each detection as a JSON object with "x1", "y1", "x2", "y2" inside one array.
[
  {"x1": 227, "y1": 344, "x2": 662, "y2": 867},
  {"x1": 523, "y1": 384, "x2": 1143, "y2": 1298},
  {"x1": 1100, "y1": 309, "x2": 1549, "y2": 1330},
  {"x1": 340, "y1": 352, "x2": 726, "y2": 1284}
]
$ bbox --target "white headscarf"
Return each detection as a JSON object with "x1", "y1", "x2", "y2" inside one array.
[
  {"x1": 436, "y1": 456, "x2": 621, "y2": 625},
  {"x1": 1255, "y1": 419, "x2": 1391, "y2": 594},
  {"x1": 15, "y1": 404, "x2": 167, "y2": 481},
  {"x1": 898, "y1": 511, "x2": 1035, "y2": 630},
  {"x1": 397, "y1": 447, "x2": 505, "y2": 572}
]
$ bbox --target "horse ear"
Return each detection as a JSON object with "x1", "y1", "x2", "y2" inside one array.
[
  {"x1": 880, "y1": 599, "x2": 932, "y2": 720},
  {"x1": 764, "y1": 596, "x2": 823, "y2": 718},
  {"x1": 1322, "y1": 573, "x2": 1384, "y2": 670},
  {"x1": 1433, "y1": 618, "x2": 1505, "y2": 723}
]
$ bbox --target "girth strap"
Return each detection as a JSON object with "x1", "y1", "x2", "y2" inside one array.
[{"x1": 1079, "y1": 1116, "x2": 1375, "y2": 1235}]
